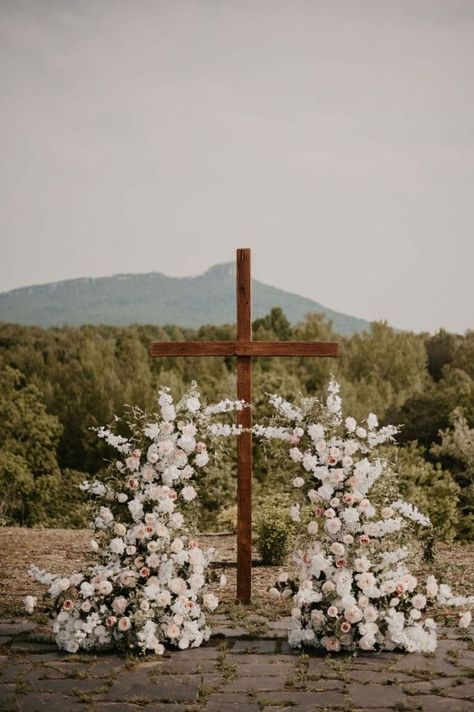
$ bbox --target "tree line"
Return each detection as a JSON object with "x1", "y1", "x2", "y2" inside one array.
[{"x1": 0, "y1": 309, "x2": 472, "y2": 539}]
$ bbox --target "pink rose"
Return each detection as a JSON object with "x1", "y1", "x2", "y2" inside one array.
[{"x1": 118, "y1": 616, "x2": 131, "y2": 631}]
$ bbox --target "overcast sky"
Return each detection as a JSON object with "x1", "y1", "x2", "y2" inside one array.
[{"x1": 1, "y1": 0, "x2": 473, "y2": 333}]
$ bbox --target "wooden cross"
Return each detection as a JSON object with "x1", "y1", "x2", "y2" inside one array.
[{"x1": 149, "y1": 248, "x2": 339, "y2": 602}]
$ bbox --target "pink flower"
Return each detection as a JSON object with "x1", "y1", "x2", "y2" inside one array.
[
  {"x1": 335, "y1": 559, "x2": 346, "y2": 568},
  {"x1": 396, "y1": 582, "x2": 405, "y2": 595},
  {"x1": 131, "y1": 449, "x2": 141, "y2": 459},
  {"x1": 106, "y1": 616, "x2": 117, "y2": 627},
  {"x1": 62, "y1": 599, "x2": 74, "y2": 611},
  {"x1": 340, "y1": 621, "x2": 351, "y2": 634},
  {"x1": 322, "y1": 637, "x2": 341, "y2": 652},
  {"x1": 327, "y1": 606, "x2": 339, "y2": 618},
  {"x1": 359, "y1": 535, "x2": 370, "y2": 545},
  {"x1": 140, "y1": 567, "x2": 150, "y2": 578},
  {"x1": 118, "y1": 616, "x2": 131, "y2": 631}
]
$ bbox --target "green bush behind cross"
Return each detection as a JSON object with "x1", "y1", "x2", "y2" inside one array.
[{"x1": 0, "y1": 309, "x2": 472, "y2": 541}]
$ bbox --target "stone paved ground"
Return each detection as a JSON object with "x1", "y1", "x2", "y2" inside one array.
[{"x1": 1, "y1": 618, "x2": 473, "y2": 712}]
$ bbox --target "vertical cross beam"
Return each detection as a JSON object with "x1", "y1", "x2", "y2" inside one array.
[{"x1": 236, "y1": 248, "x2": 252, "y2": 603}]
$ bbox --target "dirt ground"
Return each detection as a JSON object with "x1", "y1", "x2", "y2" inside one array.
[{"x1": 0, "y1": 528, "x2": 473, "y2": 619}]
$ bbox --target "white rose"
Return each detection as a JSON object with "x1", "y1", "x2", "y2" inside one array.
[
  {"x1": 307, "y1": 521, "x2": 319, "y2": 535},
  {"x1": 325, "y1": 518, "x2": 341, "y2": 535},
  {"x1": 110, "y1": 537, "x2": 126, "y2": 555},
  {"x1": 292, "y1": 477, "x2": 305, "y2": 488},
  {"x1": 330, "y1": 542, "x2": 345, "y2": 557},
  {"x1": 344, "y1": 605, "x2": 363, "y2": 624}
]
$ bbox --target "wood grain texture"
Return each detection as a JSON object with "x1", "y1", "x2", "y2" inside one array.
[
  {"x1": 149, "y1": 341, "x2": 339, "y2": 357},
  {"x1": 236, "y1": 248, "x2": 252, "y2": 603}
]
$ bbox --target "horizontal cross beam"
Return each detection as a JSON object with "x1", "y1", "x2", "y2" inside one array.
[{"x1": 149, "y1": 341, "x2": 339, "y2": 358}]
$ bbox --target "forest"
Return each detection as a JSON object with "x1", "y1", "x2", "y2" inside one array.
[{"x1": 0, "y1": 308, "x2": 472, "y2": 541}]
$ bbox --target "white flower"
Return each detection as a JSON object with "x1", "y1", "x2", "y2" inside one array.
[
  {"x1": 195, "y1": 453, "x2": 209, "y2": 467},
  {"x1": 110, "y1": 538, "x2": 126, "y2": 555},
  {"x1": 459, "y1": 611, "x2": 472, "y2": 629},
  {"x1": 356, "y1": 427, "x2": 367, "y2": 439},
  {"x1": 307, "y1": 521, "x2": 318, "y2": 535},
  {"x1": 325, "y1": 518, "x2": 341, "y2": 535},
  {"x1": 292, "y1": 477, "x2": 305, "y2": 488},
  {"x1": 144, "y1": 423, "x2": 160, "y2": 439},
  {"x1": 367, "y1": 413, "x2": 378, "y2": 429},
  {"x1": 112, "y1": 597, "x2": 128, "y2": 614},
  {"x1": 330, "y1": 542, "x2": 345, "y2": 557},
  {"x1": 411, "y1": 594, "x2": 427, "y2": 610},
  {"x1": 186, "y1": 397, "x2": 201, "y2": 413},
  {"x1": 356, "y1": 572, "x2": 376, "y2": 591},
  {"x1": 308, "y1": 424, "x2": 325, "y2": 441},
  {"x1": 80, "y1": 582, "x2": 94, "y2": 598},
  {"x1": 181, "y1": 485, "x2": 197, "y2": 502},
  {"x1": 203, "y1": 593, "x2": 219, "y2": 611},
  {"x1": 24, "y1": 595, "x2": 36, "y2": 614},
  {"x1": 344, "y1": 605, "x2": 363, "y2": 624},
  {"x1": 290, "y1": 504, "x2": 301, "y2": 522},
  {"x1": 289, "y1": 448, "x2": 303, "y2": 462},
  {"x1": 345, "y1": 417, "x2": 357, "y2": 433}
]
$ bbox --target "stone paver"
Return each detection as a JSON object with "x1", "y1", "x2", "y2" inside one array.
[{"x1": 0, "y1": 616, "x2": 473, "y2": 711}]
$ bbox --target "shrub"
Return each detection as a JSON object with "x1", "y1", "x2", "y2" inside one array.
[{"x1": 254, "y1": 495, "x2": 295, "y2": 565}]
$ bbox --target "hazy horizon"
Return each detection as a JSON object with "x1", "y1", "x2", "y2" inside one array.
[{"x1": 1, "y1": 0, "x2": 473, "y2": 333}]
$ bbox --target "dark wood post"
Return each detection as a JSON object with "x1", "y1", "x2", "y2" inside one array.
[{"x1": 236, "y1": 248, "x2": 252, "y2": 603}]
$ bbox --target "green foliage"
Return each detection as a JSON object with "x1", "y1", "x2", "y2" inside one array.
[
  {"x1": 431, "y1": 409, "x2": 474, "y2": 540},
  {"x1": 384, "y1": 442, "x2": 461, "y2": 542},
  {"x1": 254, "y1": 495, "x2": 296, "y2": 565},
  {"x1": 0, "y1": 366, "x2": 88, "y2": 526},
  {"x1": 0, "y1": 317, "x2": 473, "y2": 539}
]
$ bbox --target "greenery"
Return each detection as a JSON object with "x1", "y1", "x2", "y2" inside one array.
[
  {"x1": 254, "y1": 495, "x2": 296, "y2": 565},
  {"x1": 0, "y1": 311, "x2": 473, "y2": 540}
]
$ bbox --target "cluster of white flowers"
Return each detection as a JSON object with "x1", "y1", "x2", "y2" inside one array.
[
  {"x1": 261, "y1": 380, "x2": 473, "y2": 654},
  {"x1": 27, "y1": 385, "x2": 242, "y2": 655}
]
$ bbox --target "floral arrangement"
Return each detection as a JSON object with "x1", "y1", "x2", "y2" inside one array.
[
  {"x1": 256, "y1": 381, "x2": 473, "y2": 653},
  {"x1": 26, "y1": 384, "x2": 242, "y2": 654}
]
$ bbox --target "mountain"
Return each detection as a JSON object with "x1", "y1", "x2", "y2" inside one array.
[{"x1": 0, "y1": 262, "x2": 370, "y2": 335}]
